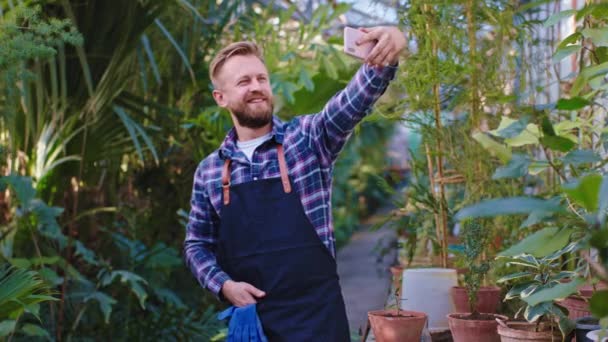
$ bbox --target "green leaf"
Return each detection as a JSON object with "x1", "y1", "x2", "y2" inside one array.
[
  {"x1": 100, "y1": 270, "x2": 148, "y2": 309},
  {"x1": 472, "y1": 132, "x2": 512, "y2": 163},
  {"x1": 540, "y1": 136, "x2": 575, "y2": 152},
  {"x1": 1, "y1": 175, "x2": 36, "y2": 207},
  {"x1": 21, "y1": 323, "x2": 50, "y2": 338},
  {"x1": 561, "y1": 150, "x2": 601, "y2": 166},
  {"x1": 497, "y1": 272, "x2": 534, "y2": 284},
  {"x1": 523, "y1": 278, "x2": 583, "y2": 306},
  {"x1": 520, "y1": 210, "x2": 553, "y2": 228},
  {"x1": 599, "y1": 175, "x2": 608, "y2": 225},
  {"x1": 492, "y1": 154, "x2": 530, "y2": 179},
  {"x1": 552, "y1": 45, "x2": 581, "y2": 63},
  {"x1": 505, "y1": 283, "x2": 530, "y2": 299},
  {"x1": 298, "y1": 68, "x2": 314, "y2": 92},
  {"x1": 556, "y1": 97, "x2": 590, "y2": 110},
  {"x1": 563, "y1": 173, "x2": 603, "y2": 212},
  {"x1": 590, "y1": 290, "x2": 608, "y2": 318},
  {"x1": 505, "y1": 124, "x2": 540, "y2": 147},
  {"x1": 558, "y1": 32, "x2": 582, "y2": 49},
  {"x1": 74, "y1": 241, "x2": 98, "y2": 266},
  {"x1": 597, "y1": 47, "x2": 608, "y2": 63},
  {"x1": 498, "y1": 227, "x2": 573, "y2": 257},
  {"x1": 541, "y1": 117, "x2": 557, "y2": 136},
  {"x1": 582, "y1": 28, "x2": 608, "y2": 47},
  {"x1": 85, "y1": 292, "x2": 117, "y2": 324},
  {"x1": 496, "y1": 117, "x2": 529, "y2": 138},
  {"x1": 0, "y1": 320, "x2": 16, "y2": 337},
  {"x1": 455, "y1": 197, "x2": 563, "y2": 221},
  {"x1": 38, "y1": 267, "x2": 63, "y2": 286},
  {"x1": 544, "y1": 9, "x2": 576, "y2": 27},
  {"x1": 524, "y1": 302, "x2": 552, "y2": 322}
]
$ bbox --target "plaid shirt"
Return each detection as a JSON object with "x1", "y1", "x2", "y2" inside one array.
[{"x1": 184, "y1": 63, "x2": 397, "y2": 297}]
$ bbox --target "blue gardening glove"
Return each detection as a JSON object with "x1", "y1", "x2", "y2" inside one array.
[{"x1": 217, "y1": 304, "x2": 268, "y2": 342}]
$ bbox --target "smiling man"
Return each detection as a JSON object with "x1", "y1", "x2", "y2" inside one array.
[{"x1": 184, "y1": 26, "x2": 406, "y2": 341}]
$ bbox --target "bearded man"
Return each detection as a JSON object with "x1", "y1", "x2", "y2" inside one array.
[{"x1": 184, "y1": 26, "x2": 406, "y2": 341}]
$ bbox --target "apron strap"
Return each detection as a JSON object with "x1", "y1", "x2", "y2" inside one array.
[
  {"x1": 222, "y1": 159, "x2": 231, "y2": 205},
  {"x1": 221, "y1": 144, "x2": 292, "y2": 206},
  {"x1": 277, "y1": 144, "x2": 292, "y2": 194}
]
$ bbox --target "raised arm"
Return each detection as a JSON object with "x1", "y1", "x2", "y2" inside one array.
[{"x1": 299, "y1": 27, "x2": 405, "y2": 166}]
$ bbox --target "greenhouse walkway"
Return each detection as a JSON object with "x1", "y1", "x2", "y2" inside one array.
[{"x1": 337, "y1": 204, "x2": 398, "y2": 339}]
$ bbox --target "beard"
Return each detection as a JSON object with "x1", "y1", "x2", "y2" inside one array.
[{"x1": 230, "y1": 92, "x2": 274, "y2": 129}]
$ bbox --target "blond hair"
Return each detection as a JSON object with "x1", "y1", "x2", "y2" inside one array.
[{"x1": 209, "y1": 41, "x2": 264, "y2": 88}]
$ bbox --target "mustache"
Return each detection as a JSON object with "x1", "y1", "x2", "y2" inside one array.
[{"x1": 246, "y1": 91, "x2": 269, "y2": 101}]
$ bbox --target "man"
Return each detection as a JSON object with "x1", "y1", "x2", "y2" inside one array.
[{"x1": 184, "y1": 26, "x2": 406, "y2": 341}]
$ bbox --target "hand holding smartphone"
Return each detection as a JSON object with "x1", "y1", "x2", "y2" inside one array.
[{"x1": 343, "y1": 27, "x2": 375, "y2": 60}]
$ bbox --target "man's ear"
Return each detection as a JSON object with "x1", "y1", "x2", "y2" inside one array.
[{"x1": 212, "y1": 89, "x2": 227, "y2": 107}]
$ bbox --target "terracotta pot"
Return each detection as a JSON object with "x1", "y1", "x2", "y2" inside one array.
[
  {"x1": 451, "y1": 286, "x2": 501, "y2": 313},
  {"x1": 559, "y1": 296, "x2": 591, "y2": 319},
  {"x1": 368, "y1": 309, "x2": 427, "y2": 342},
  {"x1": 497, "y1": 321, "x2": 563, "y2": 342},
  {"x1": 448, "y1": 313, "x2": 508, "y2": 342},
  {"x1": 390, "y1": 265, "x2": 404, "y2": 298}
]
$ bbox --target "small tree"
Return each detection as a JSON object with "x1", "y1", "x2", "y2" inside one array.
[{"x1": 461, "y1": 218, "x2": 491, "y2": 317}]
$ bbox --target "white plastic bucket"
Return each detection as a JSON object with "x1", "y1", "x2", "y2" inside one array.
[
  {"x1": 587, "y1": 329, "x2": 608, "y2": 342},
  {"x1": 400, "y1": 268, "x2": 457, "y2": 331}
]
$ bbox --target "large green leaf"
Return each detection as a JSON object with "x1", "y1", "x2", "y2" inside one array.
[
  {"x1": 497, "y1": 272, "x2": 534, "y2": 284},
  {"x1": 505, "y1": 124, "x2": 540, "y2": 147},
  {"x1": 561, "y1": 150, "x2": 601, "y2": 166},
  {"x1": 544, "y1": 9, "x2": 577, "y2": 27},
  {"x1": 599, "y1": 175, "x2": 608, "y2": 225},
  {"x1": 21, "y1": 323, "x2": 50, "y2": 339},
  {"x1": 540, "y1": 136, "x2": 575, "y2": 152},
  {"x1": 492, "y1": 154, "x2": 530, "y2": 179},
  {"x1": 524, "y1": 302, "x2": 552, "y2": 322},
  {"x1": 552, "y1": 45, "x2": 581, "y2": 63},
  {"x1": 590, "y1": 290, "x2": 608, "y2": 318},
  {"x1": 496, "y1": 117, "x2": 529, "y2": 138},
  {"x1": 498, "y1": 227, "x2": 573, "y2": 257},
  {"x1": 100, "y1": 270, "x2": 148, "y2": 309},
  {"x1": 85, "y1": 291, "x2": 117, "y2": 324},
  {"x1": 556, "y1": 97, "x2": 590, "y2": 110},
  {"x1": 472, "y1": 132, "x2": 512, "y2": 163},
  {"x1": 523, "y1": 278, "x2": 583, "y2": 306},
  {"x1": 582, "y1": 28, "x2": 608, "y2": 47},
  {"x1": 455, "y1": 197, "x2": 563, "y2": 220},
  {"x1": 0, "y1": 320, "x2": 16, "y2": 337},
  {"x1": 563, "y1": 173, "x2": 603, "y2": 212}
]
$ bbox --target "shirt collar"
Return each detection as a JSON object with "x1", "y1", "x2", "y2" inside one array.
[{"x1": 219, "y1": 115, "x2": 285, "y2": 160}]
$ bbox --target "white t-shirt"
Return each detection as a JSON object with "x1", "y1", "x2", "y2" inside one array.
[{"x1": 236, "y1": 132, "x2": 273, "y2": 161}]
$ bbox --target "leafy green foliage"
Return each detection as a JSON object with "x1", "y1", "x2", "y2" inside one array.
[
  {"x1": 497, "y1": 244, "x2": 582, "y2": 338},
  {"x1": 459, "y1": 219, "x2": 491, "y2": 314}
]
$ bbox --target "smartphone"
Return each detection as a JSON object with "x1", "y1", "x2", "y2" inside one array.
[{"x1": 343, "y1": 27, "x2": 374, "y2": 60}]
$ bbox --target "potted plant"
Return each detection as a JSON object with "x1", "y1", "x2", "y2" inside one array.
[
  {"x1": 367, "y1": 288, "x2": 428, "y2": 342},
  {"x1": 495, "y1": 244, "x2": 580, "y2": 341},
  {"x1": 448, "y1": 219, "x2": 506, "y2": 342}
]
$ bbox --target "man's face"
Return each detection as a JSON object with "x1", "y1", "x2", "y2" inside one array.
[{"x1": 213, "y1": 54, "x2": 274, "y2": 129}]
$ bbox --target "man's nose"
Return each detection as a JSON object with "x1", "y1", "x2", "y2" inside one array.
[{"x1": 249, "y1": 78, "x2": 263, "y2": 91}]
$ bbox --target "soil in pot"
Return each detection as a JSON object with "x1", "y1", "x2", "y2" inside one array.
[
  {"x1": 451, "y1": 286, "x2": 501, "y2": 313},
  {"x1": 448, "y1": 312, "x2": 507, "y2": 342},
  {"x1": 576, "y1": 317, "x2": 601, "y2": 342},
  {"x1": 497, "y1": 320, "x2": 565, "y2": 342},
  {"x1": 368, "y1": 309, "x2": 427, "y2": 342}
]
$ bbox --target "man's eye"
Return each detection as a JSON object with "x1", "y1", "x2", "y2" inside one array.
[
  {"x1": 258, "y1": 77, "x2": 267, "y2": 82},
  {"x1": 238, "y1": 80, "x2": 248, "y2": 86}
]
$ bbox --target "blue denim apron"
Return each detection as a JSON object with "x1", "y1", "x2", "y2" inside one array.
[{"x1": 217, "y1": 144, "x2": 350, "y2": 342}]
